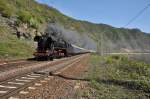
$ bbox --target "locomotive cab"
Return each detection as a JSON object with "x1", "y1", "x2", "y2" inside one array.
[{"x1": 33, "y1": 35, "x2": 54, "y2": 60}]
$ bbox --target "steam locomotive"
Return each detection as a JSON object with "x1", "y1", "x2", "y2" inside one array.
[{"x1": 33, "y1": 34, "x2": 89, "y2": 60}]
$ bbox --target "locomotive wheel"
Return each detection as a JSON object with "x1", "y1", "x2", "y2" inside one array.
[
  {"x1": 35, "y1": 57, "x2": 40, "y2": 61},
  {"x1": 46, "y1": 56, "x2": 53, "y2": 61},
  {"x1": 49, "y1": 57, "x2": 53, "y2": 61},
  {"x1": 50, "y1": 57, "x2": 54, "y2": 61}
]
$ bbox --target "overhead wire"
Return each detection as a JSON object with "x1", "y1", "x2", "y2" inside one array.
[
  {"x1": 124, "y1": 3, "x2": 150, "y2": 27},
  {"x1": 98, "y1": 3, "x2": 150, "y2": 54},
  {"x1": 100, "y1": 3, "x2": 150, "y2": 34}
]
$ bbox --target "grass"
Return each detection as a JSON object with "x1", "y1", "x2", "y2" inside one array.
[
  {"x1": 83, "y1": 54, "x2": 150, "y2": 99},
  {"x1": 0, "y1": 26, "x2": 35, "y2": 60}
]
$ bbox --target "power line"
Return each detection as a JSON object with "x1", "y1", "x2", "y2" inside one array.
[
  {"x1": 98, "y1": 3, "x2": 150, "y2": 55},
  {"x1": 124, "y1": 3, "x2": 150, "y2": 27}
]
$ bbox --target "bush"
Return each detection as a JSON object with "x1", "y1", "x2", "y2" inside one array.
[
  {"x1": 18, "y1": 10, "x2": 32, "y2": 23},
  {"x1": 17, "y1": 10, "x2": 41, "y2": 29},
  {"x1": 87, "y1": 55, "x2": 150, "y2": 98},
  {"x1": 29, "y1": 17, "x2": 39, "y2": 29}
]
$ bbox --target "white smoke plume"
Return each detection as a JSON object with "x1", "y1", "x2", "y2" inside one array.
[{"x1": 44, "y1": 23, "x2": 96, "y2": 50}]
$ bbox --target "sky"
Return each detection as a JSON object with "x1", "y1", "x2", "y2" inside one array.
[{"x1": 36, "y1": 0, "x2": 150, "y2": 33}]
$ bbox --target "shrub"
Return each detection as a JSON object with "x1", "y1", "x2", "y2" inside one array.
[
  {"x1": 17, "y1": 10, "x2": 41, "y2": 29},
  {"x1": 29, "y1": 17, "x2": 39, "y2": 29},
  {"x1": 18, "y1": 10, "x2": 32, "y2": 23}
]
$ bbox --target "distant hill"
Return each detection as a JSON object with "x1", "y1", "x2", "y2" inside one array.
[{"x1": 0, "y1": 0, "x2": 150, "y2": 53}]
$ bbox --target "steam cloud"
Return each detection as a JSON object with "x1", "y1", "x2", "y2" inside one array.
[{"x1": 44, "y1": 23, "x2": 97, "y2": 51}]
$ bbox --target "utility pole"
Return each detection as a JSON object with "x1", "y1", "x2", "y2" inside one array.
[
  {"x1": 96, "y1": 31, "x2": 104, "y2": 56},
  {"x1": 100, "y1": 32, "x2": 103, "y2": 56},
  {"x1": 97, "y1": 36, "x2": 100, "y2": 55}
]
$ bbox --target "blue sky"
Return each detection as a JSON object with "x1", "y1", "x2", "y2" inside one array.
[{"x1": 36, "y1": 0, "x2": 150, "y2": 33}]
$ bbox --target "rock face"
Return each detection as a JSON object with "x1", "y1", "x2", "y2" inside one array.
[
  {"x1": 0, "y1": 15, "x2": 34, "y2": 40},
  {"x1": 0, "y1": 15, "x2": 16, "y2": 33}
]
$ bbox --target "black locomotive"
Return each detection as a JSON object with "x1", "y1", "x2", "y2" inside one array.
[{"x1": 33, "y1": 34, "x2": 75, "y2": 60}]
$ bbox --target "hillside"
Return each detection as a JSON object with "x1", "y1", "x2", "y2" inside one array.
[
  {"x1": 0, "y1": 0, "x2": 150, "y2": 59},
  {"x1": 0, "y1": 22, "x2": 34, "y2": 59}
]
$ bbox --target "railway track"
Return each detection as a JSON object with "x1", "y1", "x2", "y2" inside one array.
[
  {"x1": 0, "y1": 60, "x2": 38, "y2": 73},
  {"x1": 0, "y1": 55, "x2": 81, "y2": 82},
  {"x1": 0, "y1": 59, "x2": 27, "y2": 66},
  {"x1": 0, "y1": 54, "x2": 87, "y2": 99}
]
